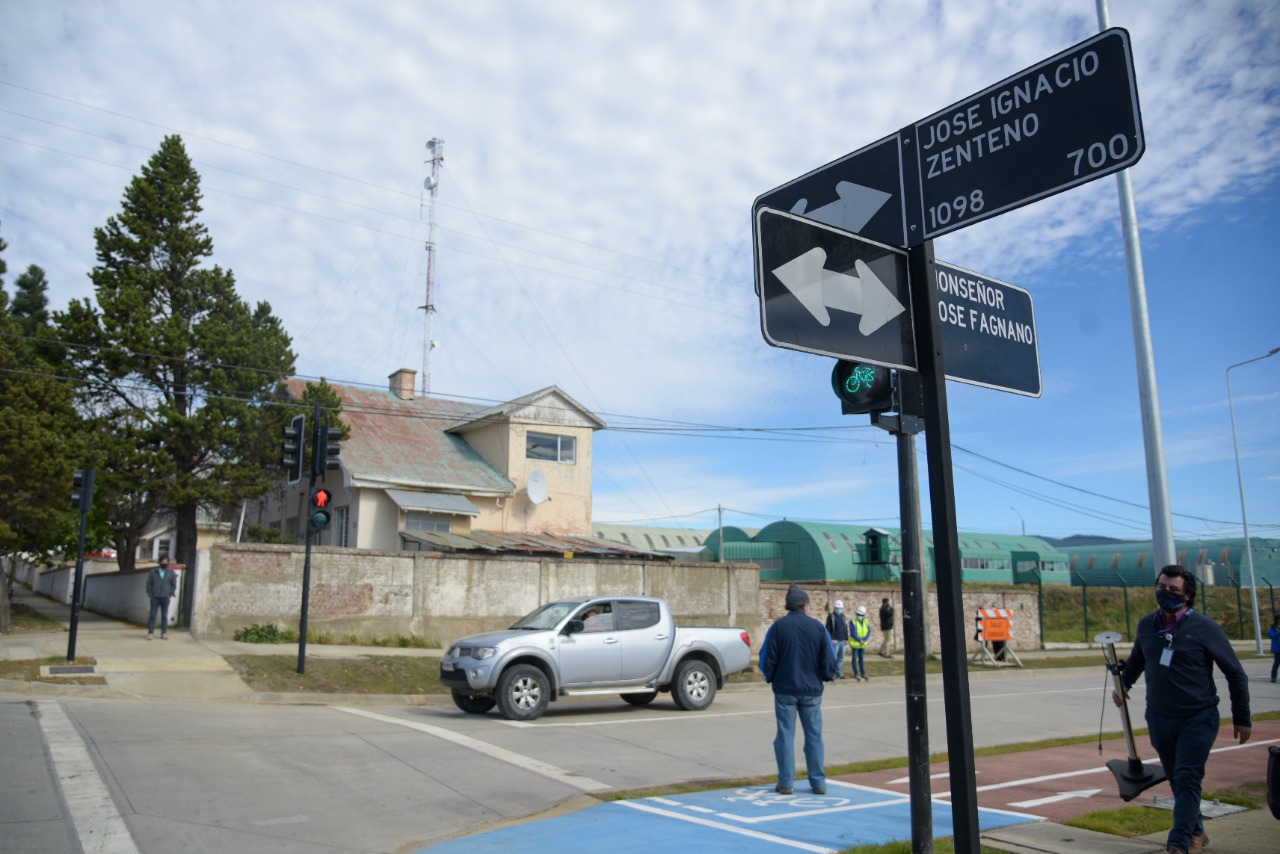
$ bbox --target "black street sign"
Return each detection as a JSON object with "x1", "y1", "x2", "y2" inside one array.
[
  {"x1": 902, "y1": 27, "x2": 1144, "y2": 244},
  {"x1": 756, "y1": 207, "x2": 914, "y2": 369},
  {"x1": 934, "y1": 261, "x2": 1041, "y2": 396},
  {"x1": 753, "y1": 134, "x2": 908, "y2": 265}
]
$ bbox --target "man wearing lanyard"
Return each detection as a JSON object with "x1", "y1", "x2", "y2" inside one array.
[{"x1": 1114, "y1": 565, "x2": 1251, "y2": 854}]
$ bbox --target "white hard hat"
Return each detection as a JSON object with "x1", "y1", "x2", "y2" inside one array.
[
  {"x1": 856, "y1": 605, "x2": 867, "y2": 616},
  {"x1": 834, "y1": 600, "x2": 844, "y2": 609}
]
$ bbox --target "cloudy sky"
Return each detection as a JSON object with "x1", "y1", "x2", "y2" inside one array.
[{"x1": 2, "y1": 0, "x2": 1278, "y2": 546}]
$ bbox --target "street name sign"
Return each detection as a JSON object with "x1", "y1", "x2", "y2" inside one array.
[
  {"x1": 934, "y1": 261, "x2": 1041, "y2": 397},
  {"x1": 756, "y1": 207, "x2": 914, "y2": 370},
  {"x1": 903, "y1": 28, "x2": 1144, "y2": 243}
]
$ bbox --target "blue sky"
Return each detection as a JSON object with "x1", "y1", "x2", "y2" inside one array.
[{"x1": 1, "y1": 1, "x2": 1277, "y2": 543}]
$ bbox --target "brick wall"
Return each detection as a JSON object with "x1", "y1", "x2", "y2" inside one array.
[{"x1": 761, "y1": 583, "x2": 1041, "y2": 653}]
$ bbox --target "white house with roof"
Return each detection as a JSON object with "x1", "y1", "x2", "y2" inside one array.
[{"x1": 254, "y1": 369, "x2": 606, "y2": 551}]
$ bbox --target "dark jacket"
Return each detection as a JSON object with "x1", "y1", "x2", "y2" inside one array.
[
  {"x1": 825, "y1": 612, "x2": 850, "y2": 642},
  {"x1": 1120, "y1": 609, "x2": 1250, "y2": 727},
  {"x1": 760, "y1": 610, "x2": 837, "y2": 696},
  {"x1": 879, "y1": 603, "x2": 894, "y2": 631},
  {"x1": 146, "y1": 568, "x2": 178, "y2": 600}
]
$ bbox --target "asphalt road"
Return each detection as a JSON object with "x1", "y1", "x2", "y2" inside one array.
[{"x1": 4, "y1": 659, "x2": 1277, "y2": 853}]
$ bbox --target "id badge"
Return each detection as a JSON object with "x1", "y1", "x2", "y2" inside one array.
[{"x1": 1159, "y1": 647, "x2": 1173, "y2": 667}]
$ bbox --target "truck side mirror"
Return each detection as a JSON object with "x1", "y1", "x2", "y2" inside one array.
[{"x1": 564, "y1": 619, "x2": 584, "y2": 635}]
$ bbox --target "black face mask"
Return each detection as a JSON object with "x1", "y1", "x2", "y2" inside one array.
[{"x1": 1155, "y1": 589, "x2": 1186, "y2": 612}]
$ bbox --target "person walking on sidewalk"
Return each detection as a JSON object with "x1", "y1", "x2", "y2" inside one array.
[
  {"x1": 760, "y1": 584, "x2": 837, "y2": 796},
  {"x1": 1114, "y1": 565, "x2": 1250, "y2": 854},
  {"x1": 848, "y1": 605, "x2": 871, "y2": 681},
  {"x1": 146, "y1": 558, "x2": 178, "y2": 640},
  {"x1": 825, "y1": 601, "x2": 851, "y2": 679},
  {"x1": 878, "y1": 597, "x2": 895, "y2": 658},
  {"x1": 1269, "y1": 613, "x2": 1280, "y2": 683}
]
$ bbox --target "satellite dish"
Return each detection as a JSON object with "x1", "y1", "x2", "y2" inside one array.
[
  {"x1": 424, "y1": 175, "x2": 436, "y2": 191},
  {"x1": 526, "y1": 468, "x2": 548, "y2": 505}
]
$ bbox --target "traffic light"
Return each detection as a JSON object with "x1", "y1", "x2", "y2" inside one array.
[
  {"x1": 70, "y1": 468, "x2": 95, "y2": 512},
  {"x1": 313, "y1": 424, "x2": 342, "y2": 475},
  {"x1": 308, "y1": 487, "x2": 334, "y2": 531},
  {"x1": 281, "y1": 414, "x2": 305, "y2": 484},
  {"x1": 831, "y1": 360, "x2": 895, "y2": 414}
]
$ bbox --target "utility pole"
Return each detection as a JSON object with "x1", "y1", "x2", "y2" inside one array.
[{"x1": 420, "y1": 137, "x2": 445, "y2": 396}]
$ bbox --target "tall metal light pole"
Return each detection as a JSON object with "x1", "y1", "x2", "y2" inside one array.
[
  {"x1": 1227, "y1": 345, "x2": 1279, "y2": 655},
  {"x1": 1096, "y1": 0, "x2": 1176, "y2": 570},
  {"x1": 1011, "y1": 507, "x2": 1026, "y2": 538}
]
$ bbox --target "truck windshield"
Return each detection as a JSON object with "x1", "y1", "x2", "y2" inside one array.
[{"x1": 509, "y1": 601, "x2": 582, "y2": 630}]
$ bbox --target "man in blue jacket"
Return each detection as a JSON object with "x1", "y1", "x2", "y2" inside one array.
[
  {"x1": 761, "y1": 584, "x2": 837, "y2": 795},
  {"x1": 1115, "y1": 566, "x2": 1250, "y2": 854}
]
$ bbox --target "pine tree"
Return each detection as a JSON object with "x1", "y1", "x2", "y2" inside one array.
[{"x1": 56, "y1": 136, "x2": 295, "y2": 571}]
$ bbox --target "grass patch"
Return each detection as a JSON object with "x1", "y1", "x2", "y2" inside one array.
[
  {"x1": 224, "y1": 654, "x2": 448, "y2": 694},
  {"x1": 841, "y1": 840, "x2": 1007, "y2": 854},
  {"x1": 1041, "y1": 584, "x2": 1269, "y2": 644},
  {"x1": 230, "y1": 623, "x2": 437, "y2": 649},
  {"x1": 1064, "y1": 780, "x2": 1268, "y2": 838},
  {"x1": 5, "y1": 602, "x2": 68, "y2": 634},
  {"x1": 0, "y1": 656, "x2": 104, "y2": 685}
]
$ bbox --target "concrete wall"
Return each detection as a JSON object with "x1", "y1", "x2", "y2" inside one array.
[
  {"x1": 761, "y1": 583, "x2": 1041, "y2": 653},
  {"x1": 190, "y1": 543, "x2": 762, "y2": 646},
  {"x1": 35, "y1": 563, "x2": 183, "y2": 629}
]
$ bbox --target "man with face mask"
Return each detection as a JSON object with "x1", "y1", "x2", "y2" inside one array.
[{"x1": 1114, "y1": 565, "x2": 1250, "y2": 854}]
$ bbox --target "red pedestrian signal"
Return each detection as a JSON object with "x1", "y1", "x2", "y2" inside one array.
[{"x1": 309, "y1": 487, "x2": 334, "y2": 531}]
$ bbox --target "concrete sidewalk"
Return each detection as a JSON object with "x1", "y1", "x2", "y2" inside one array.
[{"x1": 0, "y1": 588, "x2": 450, "y2": 704}]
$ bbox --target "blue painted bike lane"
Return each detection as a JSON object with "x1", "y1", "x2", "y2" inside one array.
[{"x1": 421, "y1": 780, "x2": 1038, "y2": 852}]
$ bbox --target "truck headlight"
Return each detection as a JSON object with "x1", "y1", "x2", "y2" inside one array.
[{"x1": 473, "y1": 647, "x2": 498, "y2": 660}]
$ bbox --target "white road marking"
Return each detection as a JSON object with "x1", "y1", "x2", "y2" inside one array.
[
  {"x1": 35, "y1": 700, "x2": 140, "y2": 854},
  {"x1": 618, "y1": 800, "x2": 833, "y2": 852},
  {"x1": 972, "y1": 738, "x2": 1280, "y2": 793},
  {"x1": 1008, "y1": 788, "x2": 1102, "y2": 808},
  {"x1": 334, "y1": 706, "x2": 610, "y2": 792}
]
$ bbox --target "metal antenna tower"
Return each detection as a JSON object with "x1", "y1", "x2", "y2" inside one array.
[{"x1": 420, "y1": 138, "x2": 445, "y2": 395}]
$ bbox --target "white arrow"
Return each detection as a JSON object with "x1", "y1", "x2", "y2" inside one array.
[
  {"x1": 1008, "y1": 788, "x2": 1102, "y2": 809},
  {"x1": 790, "y1": 180, "x2": 891, "y2": 233},
  {"x1": 771, "y1": 248, "x2": 905, "y2": 335},
  {"x1": 887, "y1": 771, "x2": 972, "y2": 785}
]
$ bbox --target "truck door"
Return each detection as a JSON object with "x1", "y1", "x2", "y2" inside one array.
[
  {"x1": 558, "y1": 602, "x2": 622, "y2": 686},
  {"x1": 616, "y1": 600, "x2": 668, "y2": 682}
]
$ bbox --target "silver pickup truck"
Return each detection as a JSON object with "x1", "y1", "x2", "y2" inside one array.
[{"x1": 439, "y1": 595, "x2": 753, "y2": 721}]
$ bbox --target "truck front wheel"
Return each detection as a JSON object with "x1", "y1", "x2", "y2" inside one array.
[
  {"x1": 672, "y1": 659, "x2": 716, "y2": 711},
  {"x1": 451, "y1": 689, "x2": 496, "y2": 714},
  {"x1": 497, "y1": 664, "x2": 550, "y2": 721}
]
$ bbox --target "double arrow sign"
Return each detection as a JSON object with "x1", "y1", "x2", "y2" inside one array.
[{"x1": 756, "y1": 207, "x2": 1042, "y2": 397}]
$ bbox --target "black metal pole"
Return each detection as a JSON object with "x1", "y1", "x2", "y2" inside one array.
[
  {"x1": 906, "y1": 240, "x2": 980, "y2": 853},
  {"x1": 296, "y1": 405, "x2": 321, "y2": 675},
  {"x1": 897, "y1": 425, "x2": 933, "y2": 853},
  {"x1": 66, "y1": 468, "x2": 94, "y2": 662}
]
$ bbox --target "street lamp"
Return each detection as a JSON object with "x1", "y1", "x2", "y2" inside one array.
[
  {"x1": 1011, "y1": 506, "x2": 1026, "y2": 537},
  {"x1": 1226, "y1": 345, "x2": 1280, "y2": 655}
]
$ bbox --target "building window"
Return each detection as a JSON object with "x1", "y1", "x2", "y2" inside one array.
[
  {"x1": 406, "y1": 511, "x2": 451, "y2": 534},
  {"x1": 527, "y1": 432, "x2": 576, "y2": 463},
  {"x1": 335, "y1": 506, "x2": 350, "y2": 547}
]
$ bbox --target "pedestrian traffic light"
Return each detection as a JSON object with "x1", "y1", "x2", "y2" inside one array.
[
  {"x1": 281, "y1": 414, "x2": 305, "y2": 484},
  {"x1": 70, "y1": 468, "x2": 95, "y2": 512},
  {"x1": 831, "y1": 360, "x2": 894, "y2": 414},
  {"x1": 313, "y1": 424, "x2": 342, "y2": 475},
  {"x1": 309, "y1": 487, "x2": 334, "y2": 531}
]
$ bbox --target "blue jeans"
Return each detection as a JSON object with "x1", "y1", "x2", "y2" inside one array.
[
  {"x1": 1146, "y1": 706, "x2": 1218, "y2": 853},
  {"x1": 849, "y1": 646, "x2": 866, "y2": 677},
  {"x1": 773, "y1": 694, "x2": 825, "y2": 790},
  {"x1": 147, "y1": 596, "x2": 171, "y2": 634},
  {"x1": 833, "y1": 642, "x2": 845, "y2": 677}
]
